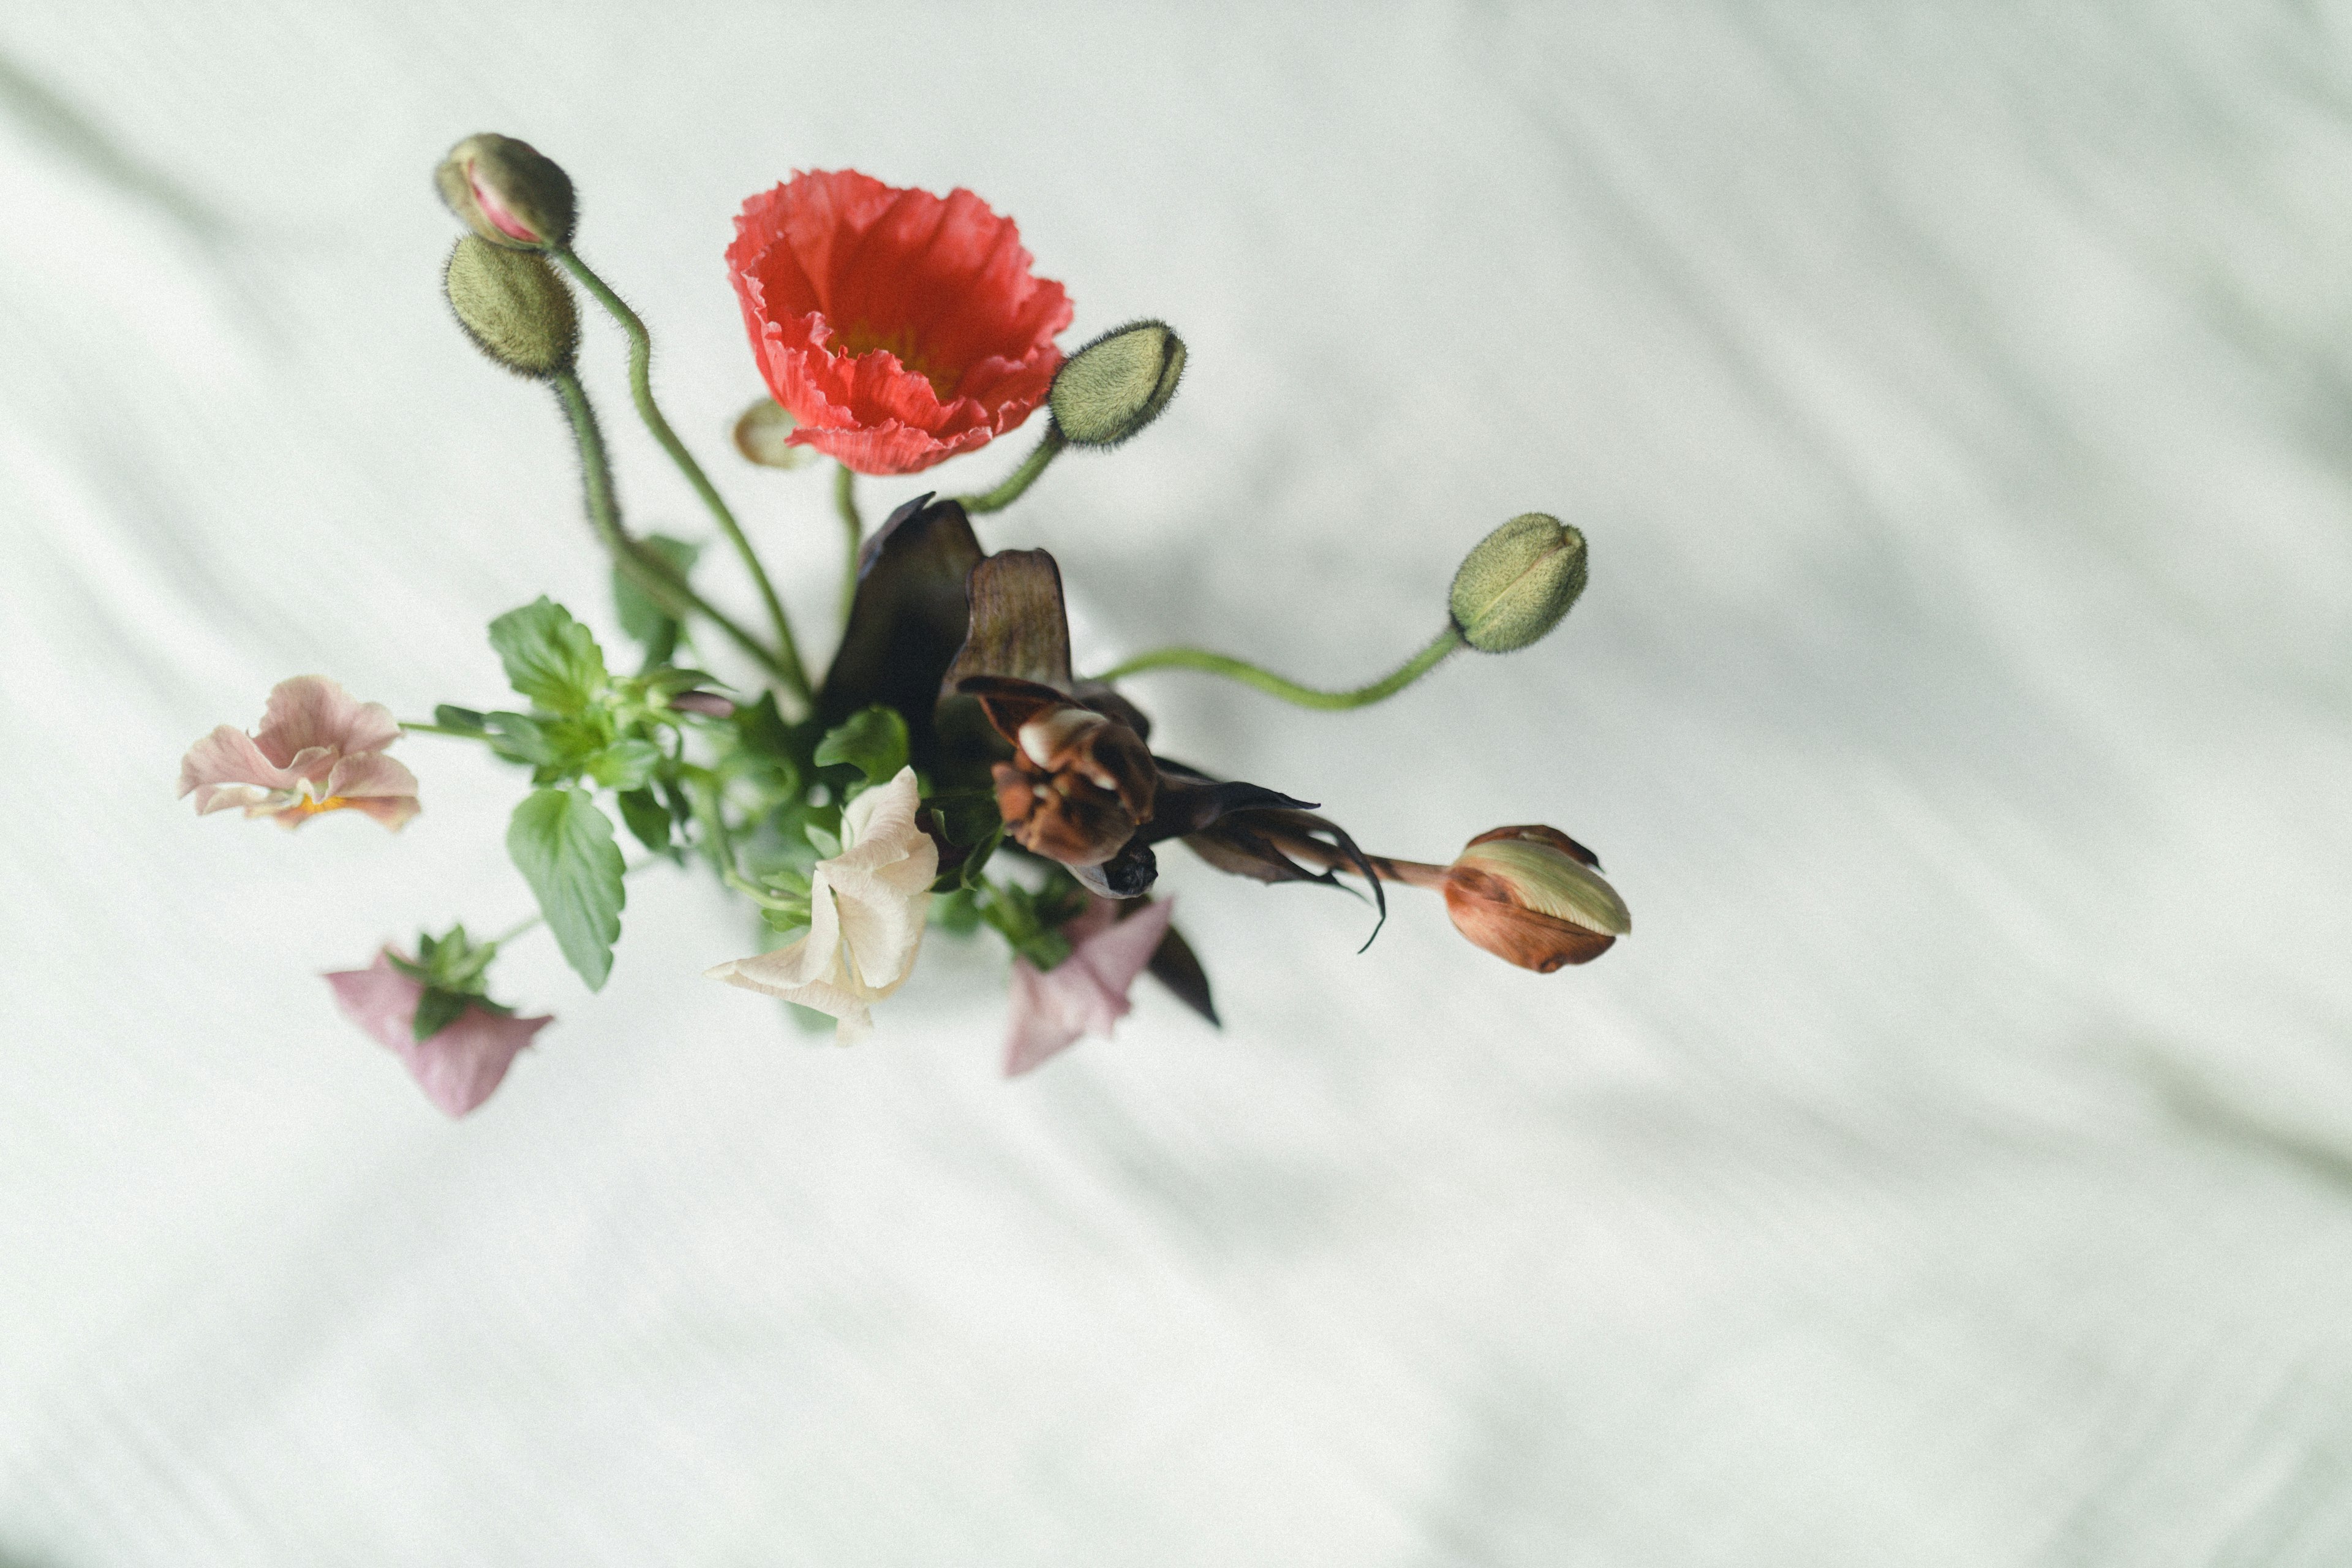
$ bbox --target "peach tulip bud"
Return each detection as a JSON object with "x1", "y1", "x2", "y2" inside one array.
[{"x1": 1442, "y1": 825, "x2": 1629, "y2": 971}]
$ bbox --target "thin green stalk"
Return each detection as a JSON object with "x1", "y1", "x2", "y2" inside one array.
[
  {"x1": 956, "y1": 424, "x2": 1066, "y2": 514},
  {"x1": 551, "y1": 371, "x2": 792, "y2": 687},
  {"x1": 1088, "y1": 625, "x2": 1464, "y2": 711},
  {"x1": 398, "y1": 721, "x2": 482, "y2": 739},
  {"x1": 555, "y1": 249, "x2": 812, "y2": 703},
  {"x1": 834, "y1": 462, "x2": 862, "y2": 624}
]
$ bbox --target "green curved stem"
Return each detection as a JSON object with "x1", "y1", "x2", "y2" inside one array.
[
  {"x1": 551, "y1": 371, "x2": 792, "y2": 687},
  {"x1": 555, "y1": 249, "x2": 812, "y2": 703},
  {"x1": 956, "y1": 424, "x2": 1066, "y2": 514},
  {"x1": 834, "y1": 462, "x2": 862, "y2": 623},
  {"x1": 1088, "y1": 625, "x2": 1464, "y2": 710}
]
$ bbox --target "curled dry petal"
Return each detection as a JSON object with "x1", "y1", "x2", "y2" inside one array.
[
  {"x1": 178, "y1": 675, "x2": 419, "y2": 831},
  {"x1": 324, "y1": 951, "x2": 550, "y2": 1117},
  {"x1": 1003, "y1": 897, "x2": 1178, "y2": 1077},
  {"x1": 705, "y1": 767, "x2": 938, "y2": 1040},
  {"x1": 963, "y1": 675, "x2": 1156, "y2": 869},
  {"x1": 728, "y1": 170, "x2": 1072, "y2": 475}
]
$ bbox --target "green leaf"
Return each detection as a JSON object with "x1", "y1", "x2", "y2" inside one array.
[
  {"x1": 586, "y1": 738, "x2": 662, "y2": 791},
  {"x1": 411, "y1": 986, "x2": 472, "y2": 1043},
  {"x1": 802, "y1": 821, "x2": 842, "y2": 860},
  {"x1": 617, "y1": 786, "x2": 673, "y2": 853},
  {"x1": 930, "y1": 888, "x2": 982, "y2": 935},
  {"x1": 813, "y1": 704, "x2": 910, "y2": 784},
  {"x1": 432, "y1": 704, "x2": 489, "y2": 734},
  {"x1": 489, "y1": 598, "x2": 609, "y2": 716},
  {"x1": 482, "y1": 710, "x2": 556, "y2": 766},
  {"x1": 957, "y1": 821, "x2": 1005, "y2": 890},
  {"x1": 507, "y1": 786, "x2": 626, "y2": 990},
  {"x1": 614, "y1": 535, "x2": 701, "y2": 647}
]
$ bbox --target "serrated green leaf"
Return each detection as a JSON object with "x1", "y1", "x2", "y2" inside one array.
[
  {"x1": 586, "y1": 738, "x2": 662, "y2": 791},
  {"x1": 489, "y1": 598, "x2": 609, "y2": 716},
  {"x1": 614, "y1": 535, "x2": 701, "y2": 647},
  {"x1": 507, "y1": 786, "x2": 626, "y2": 990},
  {"x1": 617, "y1": 786, "x2": 673, "y2": 853},
  {"x1": 813, "y1": 704, "x2": 910, "y2": 784},
  {"x1": 412, "y1": 986, "x2": 471, "y2": 1042}
]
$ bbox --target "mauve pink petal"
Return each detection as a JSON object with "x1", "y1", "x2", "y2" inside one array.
[
  {"x1": 179, "y1": 725, "x2": 293, "y2": 809},
  {"x1": 1001, "y1": 899, "x2": 1179, "y2": 1077},
  {"x1": 399, "y1": 1005, "x2": 550, "y2": 1117},
  {"x1": 1070, "y1": 897, "x2": 1177, "y2": 999},
  {"x1": 326, "y1": 751, "x2": 420, "y2": 801},
  {"x1": 1002, "y1": 958, "x2": 1093, "y2": 1077},
  {"x1": 323, "y1": 951, "x2": 549, "y2": 1117},
  {"x1": 324, "y1": 951, "x2": 426, "y2": 1050},
  {"x1": 258, "y1": 676, "x2": 397, "y2": 766}
]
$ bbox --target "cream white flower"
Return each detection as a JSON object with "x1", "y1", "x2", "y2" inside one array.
[{"x1": 704, "y1": 766, "x2": 937, "y2": 1041}]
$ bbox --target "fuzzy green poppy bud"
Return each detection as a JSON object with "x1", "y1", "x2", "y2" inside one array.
[
  {"x1": 732, "y1": 398, "x2": 815, "y2": 469},
  {"x1": 1449, "y1": 513, "x2": 1588, "y2": 654},
  {"x1": 435, "y1": 134, "x2": 576, "y2": 250},
  {"x1": 1049, "y1": 320, "x2": 1186, "y2": 447},
  {"x1": 443, "y1": 237, "x2": 579, "y2": 379},
  {"x1": 1443, "y1": 826, "x2": 1628, "y2": 973}
]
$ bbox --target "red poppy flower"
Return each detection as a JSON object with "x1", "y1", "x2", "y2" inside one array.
[{"x1": 726, "y1": 170, "x2": 1073, "y2": 476}]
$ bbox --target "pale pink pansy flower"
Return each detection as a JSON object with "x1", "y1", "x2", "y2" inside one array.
[
  {"x1": 179, "y1": 675, "x2": 420, "y2": 830},
  {"x1": 706, "y1": 766, "x2": 937, "y2": 1041},
  {"x1": 1003, "y1": 895, "x2": 1177, "y2": 1077},
  {"x1": 324, "y1": 950, "x2": 551, "y2": 1117}
]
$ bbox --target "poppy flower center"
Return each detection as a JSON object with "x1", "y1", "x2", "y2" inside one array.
[{"x1": 831, "y1": 322, "x2": 960, "y2": 400}]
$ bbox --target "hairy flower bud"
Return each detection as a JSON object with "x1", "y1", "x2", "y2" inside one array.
[
  {"x1": 1442, "y1": 825, "x2": 1628, "y2": 972},
  {"x1": 1449, "y1": 513, "x2": 1588, "y2": 654},
  {"x1": 1049, "y1": 320, "x2": 1186, "y2": 447},
  {"x1": 732, "y1": 398, "x2": 815, "y2": 469},
  {"x1": 435, "y1": 133, "x2": 576, "y2": 250},
  {"x1": 444, "y1": 236, "x2": 579, "y2": 379},
  {"x1": 962, "y1": 676, "x2": 1158, "y2": 868}
]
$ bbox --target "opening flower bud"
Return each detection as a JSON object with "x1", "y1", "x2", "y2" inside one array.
[
  {"x1": 435, "y1": 133, "x2": 576, "y2": 250},
  {"x1": 1442, "y1": 825, "x2": 1628, "y2": 972},
  {"x1": 444, "y1": 236, "x2": 579, "y2": 379},
  {"x1": 1049, "y1": 320, "x2": 1186, "y2": 447},
  {"x1": 1449, "y1": 513, "x2": 1588, "y2": 654}
]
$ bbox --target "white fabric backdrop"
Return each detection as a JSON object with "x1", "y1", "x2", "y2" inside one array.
[{"x1": 6, "y1": 3, "x2": 2352, "y2": 1562}]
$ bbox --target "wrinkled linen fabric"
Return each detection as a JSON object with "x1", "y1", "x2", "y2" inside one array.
[{"x1": 4, "y1": 5, "x2": 2351, "y2": 1565}]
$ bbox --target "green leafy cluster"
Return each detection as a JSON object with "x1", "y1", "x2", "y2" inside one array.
[{"x1": 385, "y1": 925, "x2": 514, "y2": 1042}]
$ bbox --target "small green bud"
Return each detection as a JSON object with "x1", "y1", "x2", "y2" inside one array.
[
  {"x1": 1049, "y1": 319, "x2": 1185, "y2": 447},
  {"x1": 733, "y1": 398, "x2": 815, "y2": 469},
  {"x1": 435, "y1": 133, "x2": 576, "y2": 250},
  {"x1": 1448, "y1": 513, "x2": 1588, "y2": 654},
  {"x1": 443, "y1": 236, "x2": 579, "y2": 379}
]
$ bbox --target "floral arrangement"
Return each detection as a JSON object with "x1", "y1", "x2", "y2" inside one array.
[{"x1": 178, "y1": 135, "x2": 1630, "y2": 1116}]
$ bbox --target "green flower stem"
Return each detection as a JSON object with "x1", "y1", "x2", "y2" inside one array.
[
  {"x1": 1088, "y1": 625, "x2": 1464, "y2": 710},
  {"x1": 956, "y1": 424, "x2": 1066, "y2": 514},
  {"x1": 834, "y1": 462, "x2": 862, "y2": 624},
  {"x1": 554, "y1": 249, "x2": 812, "y2": 704},
  {"x1": 551, "y1": 371, "x2": 791, "y2": 687},
  {"x1": 397, "y1": 721, "x2": 484, "y2": 739}
]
